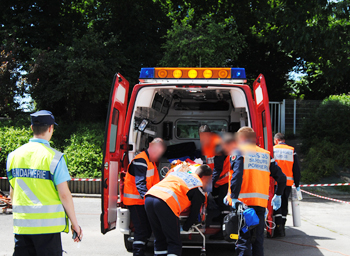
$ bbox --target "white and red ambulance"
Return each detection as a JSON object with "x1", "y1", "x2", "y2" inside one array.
[{"x1": 100, "y1": 67, "x2": 275, "y2": 251}]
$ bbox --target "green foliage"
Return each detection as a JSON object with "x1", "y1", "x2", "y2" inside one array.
[
  {"x1": 27, "y1": 30, "x2": 123, "y2": 121},
  {"x1": 0, "y1": 122, "x2": 104, "y2": 178},
  {"x1": 160, "y1": 17, "x2": 246, "y2": 67},
  {"x1": 0, "y1": 125, "x2": 32, "y2": 177},
  {"x1": 64, "y1": 123, "x2": 104, "y2": 178},
  {"x1": 301, "y1": 94, "x2": 350, "y2": 182}
]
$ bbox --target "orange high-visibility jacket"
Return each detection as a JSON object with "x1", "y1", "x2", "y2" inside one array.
[
  {"x1": 273, "y1": 144, "x2": 294, "y2": 186},
  {"x1": 123, "y1": 151, "x2": 159, "y2": 205},
  {"x1": 214, "y1": 156, "x2": 230, "y2": 188},
  {"x1": 146, "y1": 171, "x2": 203, "y2": 217},
  {"x1": 228, "y1": 144, "x2": 271, "y2": 208},
  {"x1": 202, "y1": 133, "x2": 222, "y2": 170}
]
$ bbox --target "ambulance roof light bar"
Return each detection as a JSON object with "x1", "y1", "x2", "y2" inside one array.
[{"x1": 139, "y1": 67, "x2": 247, "y2": 84}]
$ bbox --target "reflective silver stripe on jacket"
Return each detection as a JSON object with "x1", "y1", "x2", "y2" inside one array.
[
  {"x1": 146, "y1": 168, "x2": 155, "y2": 177},
  {"x1": 155, "y1": 251, "x2": 168, "y2": 255},
  {"x1": 287, "y1": 177, "x2": 294, "y2": 181},
  {"x1": 16, "y1": 179, "x2": 41, "y2": 205},
  {"x1": 133, "y1": 162, "x2": 148, "y2": 168},
  {"x1": 13, "y1": 218, "x2": 66, "y2": 227},
  {"x1": 13, "y1": 204, "x2": 64, "y2": 214},
  {"x1": 206, "y1": 156, "x2": 215, "y2": 164},
  {"x1": 217, "y1": 172, "x2": 229, "y2": 181},
  {"x1": 239, "y1": 192, "x2": 269, "y2": 200},
  {"x1": 152, "y1": 186, "x2": 182, "y2": 212},
  {"x1": 124, "y1": 193, "x2": 142, "y2": 199},
  {"x1": 43, "y1": 144, "x2": 64, "y2": 175}
]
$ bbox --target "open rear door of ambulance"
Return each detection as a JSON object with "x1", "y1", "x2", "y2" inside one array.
[
  {"x1": 253, "y1": 74, "x2": 275, "y2": 237},
  {"x1": 101, "y1": 73, "x2": 129, "y2": 234}
]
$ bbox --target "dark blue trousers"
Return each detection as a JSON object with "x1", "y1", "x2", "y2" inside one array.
[
  {"x1": 145, "y1": 195, "x2": 182, "y2": 256},
  {"x1": 236, "y1": 206, "x2": 266, "y2": 256},
  {"x1": 128, "y1": 205, "x2": 152, "y2": 256},
  {"x1": 13, "y1": 233, "x2": 62, "y2": 256}
]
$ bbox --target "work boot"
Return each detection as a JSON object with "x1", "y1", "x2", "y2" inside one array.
[{"x1": 273, "y1": 224, "x2": 285, "y2": 238}]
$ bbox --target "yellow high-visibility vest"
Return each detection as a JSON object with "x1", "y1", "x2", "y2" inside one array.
[{"x1": 7, "y1": 142, "x2": 69, "y2": 235}]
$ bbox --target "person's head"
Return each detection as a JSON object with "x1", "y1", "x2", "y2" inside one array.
[
  {"x1": 236, "y1": 127, "x2": 256, "y2": 145},
  {"x1": 222, "y1": 132, "x2": 237, "y2": 155},
  {"x1": 148, "y1": 138, "x2": 166, "y2": 162},
  {"x1": 199, "y1": 125, "x2": 212, "y2": 146},
  {"x1": 30, "y1": 110, "x2": 57, "y2": 141},
  {"x1": 194, "y1": 164, "x2": 213, "y2": 192},
  {"x1": 274, "y1": 133, "x2": 285, "y2": 145}
]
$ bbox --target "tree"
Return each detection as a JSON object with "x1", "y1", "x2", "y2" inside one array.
[
  {"x1": 0, "y1": 40, "x2": 26, "y2": 118},
  {"x1": 160, "y1": 17, "x2": 246, "y2": 67},
  {"x1": 27, "y1": 30, "x2": 125, "y2": 121}
]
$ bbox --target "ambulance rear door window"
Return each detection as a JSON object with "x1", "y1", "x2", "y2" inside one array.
[{"x1": 110, "y1": 108, "x2": 119, "y2": 153}]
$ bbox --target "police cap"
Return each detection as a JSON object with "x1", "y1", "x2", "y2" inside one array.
[{"x1": 30, "y1": 110, "x2": 58, "y2": 126}]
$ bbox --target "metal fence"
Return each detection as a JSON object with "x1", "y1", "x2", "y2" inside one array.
[{"x1": 269, "y1": 99, "x2": 322, "y2": 135}]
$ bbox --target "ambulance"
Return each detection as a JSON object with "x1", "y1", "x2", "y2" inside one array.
[{"x1": 100, "y1": 67, "x2": 275, "y2": 251}]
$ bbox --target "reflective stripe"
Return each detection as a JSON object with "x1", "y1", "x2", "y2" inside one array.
[
  {"x1": 206, "y1": 156, "x2": 215, "y2": 164},
  {"x1": 217, "y1": 172, "x2": 229, "y2": 181},
  {"x1": 168, "y1": 172, "x2": 202, "y2": 189},
  {"x1": 198, "y1": 187, "x2": 205, "y2": 196},
  {"x1": 16, "y1": 179, "x2": 42, "y2": 205},
  {"x1": 133, "y1": 161, "x2": 148, "y2": 168},
  {"x1": 282, "y1": 216, "x2": 287, "y2": 219},
  {"x1": 124, "y1": 193, "x2": 142, "y2": 199},
  {"x1": 274, "y1": 214, "x2": 282, "y2": 217},
  {"x1": 153, "y1": 186, "x2": 182, "y2": 212},
  {"x1": 13, "y1": 217, "x2": 66, "y2": 227},
  {"x1": 168, "y1": 254, "x2": 178, "y2": 256},
  {"x1": 154, "y1": 250, "x2": 168, "y2": 255},
  {"x1": 271, "y1": 158, "x2": 275, "y2": 163},
  {"x1": 13, "y1": 204, "x2": 64, "y2": 214},
  {"x1": 287, "y1": 177, "x2": 294, "y2": 181},
  {"x1": 239, "y1": 192, "x2": 269, "y2": 200},
  {"x1": 146, "y1": 168, "x2": 155, "y2": 177},
  {"x1": 133, "y1": 241, "x2": 146, "y2": 245},
  {"x1": 43, "y1": 144, "x2": 64, "y2": 175}
]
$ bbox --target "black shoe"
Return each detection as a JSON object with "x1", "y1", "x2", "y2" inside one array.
[
  {"x1": 209, "y1": 232, "x2": 224, "y2": 240},
  {"x1": 273, "y1": 225, "x2": 285, "y2": 238}
]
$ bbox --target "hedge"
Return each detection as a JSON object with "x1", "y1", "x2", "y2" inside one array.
[
  {"x1": 301, "y1": 94, "x2": 350, "y2": 182},
  {"x1": 0, "y1": 122, "x2": 104, "y2": 178}
]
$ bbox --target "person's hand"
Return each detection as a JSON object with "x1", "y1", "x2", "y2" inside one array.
[
  {"x1": 231, "y1": 199, "x2": 241, "y2": 209},
  {"x1": 72, "y1": 224, "x2": 83, "y2": 243},
  {"x1": 296, "y1": 187, "x2": 300, "y2": 192},
  {"x1": 223, "y1": 195, "x2": 229, "y2": 206},
  {"x1": 296, "y1": 187, "x2": 303, "y2": 200},
  {"x1": 271, "y1": 195, "x2": 282, "y2": 210}
]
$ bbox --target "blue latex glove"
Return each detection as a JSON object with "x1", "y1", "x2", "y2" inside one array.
[
  {"x1": 231, "y1": 199, "x2": 241, "y2": 209},
  {"x1": 271, "y1": 194, "x2": 282, "y2": 210},
  {"x1": 296, "y1": 187, "x2": 301, "y2": 192},
  {"x1": 223, "y1": 195, "x2": 229, "y2": 206}
]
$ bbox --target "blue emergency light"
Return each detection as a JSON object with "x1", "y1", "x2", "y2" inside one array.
[{"x1": 139, "y1": 67, "x2": 246, "y2": 79}]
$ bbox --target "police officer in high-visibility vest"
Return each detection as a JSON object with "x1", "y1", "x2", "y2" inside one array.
[
  {"x1": 6, "y1": 110, "x2": 82, "y2": 256},
  {"x1": 145, "y1": 164, "x2": 212, "y2": 256},
  {"x1": 225, "y1": 127, "x2": 286, "y2": 256},
  {"x1": 273, "y1": 133, "x2": 301, "y2": 237},
  {"x1": 123, "y1": 138, "x2": 166, "y2": 256}
]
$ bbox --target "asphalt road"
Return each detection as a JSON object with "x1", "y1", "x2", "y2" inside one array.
[{"x1": 1, "y1": 197, "x2": 350, "y2": 256}]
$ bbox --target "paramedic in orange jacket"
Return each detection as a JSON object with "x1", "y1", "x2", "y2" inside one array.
[
  {"x1": 123, "y1": 138, "x2": 166, "y2": 256},
  {"x1": 273, "y1": 133, "x2": 301, "y2": 237},
  {"x1": 145, "y1": 165, "x2": 212, "y2": 256},
  {"x1": 226, "y1": 127, "x2": 286, "y2": 256}
]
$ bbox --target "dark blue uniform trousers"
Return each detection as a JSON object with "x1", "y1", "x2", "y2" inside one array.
[
  {"x1": 128, "y1": 205, "x2": 152, "y2": 256},
  {"x1": 236, "y1": 206, "x2": 266, "y2": 256},
  {"x1": 145, "y1": 195, "x2": 182, "y2": 256},
  {"x1": 13, "y1": 233, "x2": 62, "y2": 256}
]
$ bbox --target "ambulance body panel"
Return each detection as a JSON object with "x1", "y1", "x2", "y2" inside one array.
[{"x1": 101, "y1": 68, "x2": 273, "y2": 243}]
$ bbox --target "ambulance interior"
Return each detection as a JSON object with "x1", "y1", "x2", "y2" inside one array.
[{"x1": 127, "y1": 85, "x2": 250, "y2": 232}]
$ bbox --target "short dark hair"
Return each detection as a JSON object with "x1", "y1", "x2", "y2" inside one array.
[
  {"x1": 199, "y1": 125, "x2": 211, "y2": 133},
  {"x1": 274, "y1": 133, "x2": 285, "y2": 141},
  {"x1": 32, "y1": 125, "x2": 50, "y2": 136},
  {"x1": 195, "y1": 164, "x2": 213, "y2": 178},
  {"x1": 222, "y1": 132, "x2": 236, "y2": 144}
]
